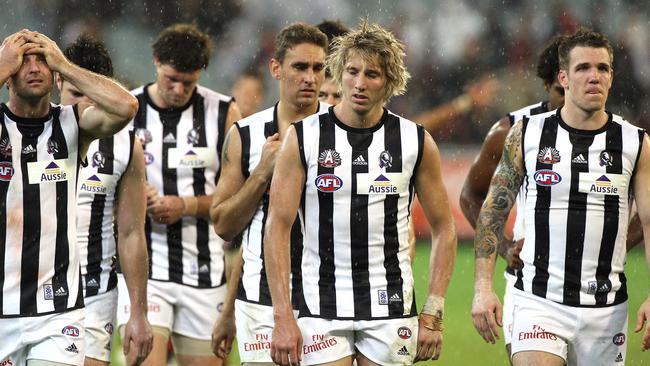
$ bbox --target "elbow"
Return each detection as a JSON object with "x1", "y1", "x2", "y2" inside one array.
[
  {"x1": 211, "y1": 208, "x2": 236, "y2": 241},
  {"x1": 123, "y1": 95, "x2": 139, "y2": 120}
]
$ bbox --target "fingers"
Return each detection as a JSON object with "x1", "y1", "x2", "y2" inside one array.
[
  {"x1": 432, "y1": 337, "x2": 443, "y2": 360},
  {"x1": 267, "y1": 132, "x2": 280, "y2": 141},
  {"x1": 635, "y1": 310, "x2": 645, "y2": 333},
  {"x1": 122, "y1": 331, "x2": 132, "y2": 355}
]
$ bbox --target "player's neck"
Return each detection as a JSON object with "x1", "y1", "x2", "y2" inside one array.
[
  {"x1": 333, "y1": 101, "x2": 383, "y2": 129},
  {"x1": 560, "y1": 103, "x2": 608, "y2": 131},
  {"x1": 276, "y1": 99, "x2": 318, "y2": 135},
  {"x1": 7, "y1": 95, "x2": 51, "y2": 119}
]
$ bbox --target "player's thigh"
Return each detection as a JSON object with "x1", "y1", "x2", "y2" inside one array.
[
  {"x1": 173, "y1": 284, "x2": 226, "y2": 339},
  {"x1": 173, "y1": 333, "x2": 221, "y2": 366},
  {"x1": 27, "y1": 308, "x2": 85, "y2": 366},
  {"x1": 510, "y1": 290, "x2": 572, "y2": 363},
  {"x1": 298, "y1": 317, "x2": 355, "y2": 366},
  {"x1": 235, "y1": 300, "x2": 275, "y2": 363},
  {"x1": 83, "y1": 289, "x2": 117, "y2": 364},
  {"x1": 571, "y1": 301, "x2": 628, "y2": 366},
  {"x1": 512, "y1": 351, "x2": 565, "y2": 366},
  {"x1": 138, "y1": 331, "x2": 170, "y2": 366},
  {"x1": 355, "y1": 317, "x2": 418, "y2": 366}
]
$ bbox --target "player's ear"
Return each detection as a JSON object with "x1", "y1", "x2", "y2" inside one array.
[{"x1": 269, "y1": 58, "x2": 281, "y2": 80}]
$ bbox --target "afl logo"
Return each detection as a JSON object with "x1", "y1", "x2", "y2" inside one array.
[
  {"x1": 0, "y1": 162, "x2": 13, "y2": 181},
  {"x1": 397, "y1": 326, "x2": 412, "y2": 340},
  {"x1": 61, "y1": 325, "x2": 80, "y2": 337},
  {"x1": 534, "y1": 169, "x2": 561, "y2": 186},
  {"x1": 612, "y1": 333, "x2": 625, "y2": 346},
  {"x1": 315, "y1": 174, "x2": 342, "y2": 192}
]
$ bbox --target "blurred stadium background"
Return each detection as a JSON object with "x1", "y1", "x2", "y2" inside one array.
[{"x1": 3, "y1": 0, "x2": 648, "y2": 364}]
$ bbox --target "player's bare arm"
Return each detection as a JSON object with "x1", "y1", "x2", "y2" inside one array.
[
  {"x1": 116, "y1": 139, "x2": 153, "y2": 365},
  {"x1": 413, "y1": 131, "x2": 457, "y2": 362},
  {"x1": 631, "y1": 133, "x2": 650, "y2": 351},
  {"x1": 210, "y1": 124, "x2": 281, "y2": 241},
  {"x1": 150, "y1": 102, "x2": 241, "y2": 226},
  {"x1": 211, "y1": 246, "x2": 243, "y2": 358},
  {"x1": 460, "y1": 117, "x2": 521, "y2": 267},
  {"x1": 472, "y1": 120, "x2": 525, "y2": 344},
  {"x1": 264, "y1": 125, "x2": 304, "y2": 366}
]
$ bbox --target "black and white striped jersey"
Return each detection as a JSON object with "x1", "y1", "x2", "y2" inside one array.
[
  {"x1": 0, "y1": 103, "x2": 84, "y2": 317},
  {"x1": 508, "y1": 101, "x2": 550, "y2": 127},
  {"x1": 516, "y1": 109, "x2": 644, "y2": 307},
  {"x1": 77, "y1": 128, "x2": 134, "y2": 297},
  {"x1": 236, "y1": 103, "x2": 328, "y2": 308},
  {"x1": 296, "y1": 107, "x2": 422, "y2": 320},
  {"x1": 131, "y1": 84, "x2": 232, "y2": 288}
]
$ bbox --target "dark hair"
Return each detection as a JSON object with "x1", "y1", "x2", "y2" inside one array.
[
  {"x1": 274, "y1": 23, "x2": 328, "y2": 64},
  {"x1": 316, "y1": 19, "x2": 350, "y2": 46},
  {"x1": 536, "y1": 35, "x2": 564, "y2": 86},
  {"x1": 63, "y1": 34, "x2": 113, "y2": 77},
  {"x1": 152, "y1": 23, "x2": 213, "y2": 72},
  {"x1": 558, "y1": 27, "x2": 613, "y2": 71}
]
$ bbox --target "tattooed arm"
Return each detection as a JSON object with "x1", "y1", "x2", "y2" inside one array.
[{"x1": 471, "y1": 120, "x2": 526, "y2": 344}]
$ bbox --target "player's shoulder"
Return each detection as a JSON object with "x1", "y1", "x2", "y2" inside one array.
[
  {"x1": 299, "y1": 105, "x2": 330, "y2": 127},
  {"x1": 236, "y1": 105, "x2": 275, "y2": 128},
  {"x1": 130, "y1": 85, "x2": 146, "y2": 97},
  {"x1": 610, "y1": 112, "x2": 644, "y2": 133}
]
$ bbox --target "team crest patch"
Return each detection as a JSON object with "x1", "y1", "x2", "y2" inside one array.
[
  {"x1": 379, "y1": 150, "x2": 393, "y2": 168},
  {"x1": 533, "y1": 169, "x2": 561, "y2": 186},
  {"x1": 92, "y1": 151, "x2": 106, "y2": 168},
  {"x1": 47, "y1": 138, "x2": 59, "y2": 154},
  {"x1": 135, "y1": 128, "x2": 153, "y2": 145},
  {"x1": 0, "y1": 138, "x2": 12, "y2": 156},
  {"x1": 599, "y1": 150, "x2": 614, "y2": 167},
  {"x1": 187, "y1": 128, "x2": 200, "y2": 145},
  {"x1": 318, "y1": 149, "x2": 341, "y2": 168},
  {"x1": 0, "y1": 162, "x2": 13, "y2": 181},
  {"x1": 315, "y1": 174, "x2": 342, "y2": 192},
  {"x1": 537, "y1": 147, "x2": 561, "y2": 164}
]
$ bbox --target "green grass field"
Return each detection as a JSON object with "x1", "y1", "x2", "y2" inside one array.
[{"x1": 111, "y1": 241, "x2": 649, "y2": 365}]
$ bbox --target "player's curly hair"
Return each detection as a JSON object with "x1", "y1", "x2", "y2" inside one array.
[
  {"x1": 558, "y1": 27, "x2": 613, "y2": 71},
  {"x1": 274, "y1": 23, "x2": 328, "y2": 64},
  {"x1": 326, "y1": 20, "x2": 410, "y2": 103},
  {"x1": 64, "y1": 34, "x2": 113, "y2": 77},
  {"x1": 536, "y1": 35, "x2": 564, "y2": 86},
  {"x1": 152, "y1": 23, "x2": 212, "y2": 72}
]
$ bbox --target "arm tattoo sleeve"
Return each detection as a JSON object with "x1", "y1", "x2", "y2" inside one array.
[
  {"x1": 221, "y1": 130, "x2": 232, "y2": 165},
  {"x1": 474, "y1": 122, "x2": 525, "y2": 259}
]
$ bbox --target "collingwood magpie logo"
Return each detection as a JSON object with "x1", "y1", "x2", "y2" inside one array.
[
  {"x1": 47, "y1": 138, "x2": 59, "y2": 154},
  {"x1": 379, "y1": 150, "x2": 392, "y2": 168},
  {"x1": 135, "y1": 128, "x2": 152, "y2": 145},
  {"x1": 187, "y1": 128, "x2": 200, "y2": 145},
  {"x1": 92, "y1": 151, "x2": 105, "y2": 169},
  {"x1": 599, "y1": 150, "x2": 613, "y2": 167}
]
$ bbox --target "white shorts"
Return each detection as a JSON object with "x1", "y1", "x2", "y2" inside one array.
[
  {"x1": 117, "y1": 276, "x2": 226, "y2": 340},
  {"x1": 84, "y1": 289, "x2": 117, "y2": 362},
  {"x1": 0, "y1": 308, "x2": 85, "y2": 365},
  {"x1": 502, "y1": 271, "x2": 517, "y2": 345},
  {"x1": 511, "y1": 289, "x2": 628, "y2": 365},
  {"x1": 234, "y1": 300, "x2": 300, "y2": 363},
  {"x1": 298, "y1": 316, "x2": 418, "y2": 366}
]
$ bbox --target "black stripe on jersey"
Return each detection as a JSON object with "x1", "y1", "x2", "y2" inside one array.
[
  {"x1": 161, "y1": 111, "x2": 183, "y2": 283},
  {"x1": 383, "y1": 115, "x2": 405, "y2": 316},
  {"x1": 562, "y1": 133, "x2": 593, "y2": 305},
  {"x1": 530, "y1": 115, "x2": 558, "y2": 298},
  {"x1": 85, "y1": 137, "x2": 115, "y2": 297},
  {"x1": 215, "y1": 100, "x2": 231, "y2": 168},
  {"x1": 238, "y1": 124, "x2": 251, "y2": 178},
  {"x1": 0, "y1": 115, "x2": 8, "y2": 311},
  {"x1": 290, "y1": 216, "x2": 304, "y2": 310},
  {"x1": 529, "y1": 102, "x2": 549, "y2": 116},
  {"x1": 295, "y1": 122, "x2": 307, "y2": 173},
  {"x1": 191, "y1": 95, "x2": 213, "y2": 287},
  {"x1": 348, "y1": 128, "x2": 371, "y2": 319},
  {"x1": 317, "y1": 113, "x2": 337, "y2": 317},
  {"x1": 133, "y1": 92, "x2": 154, "y2": 278},
  {"x1": 595, "y1": 123, "x2": 623, "y2": 305}
]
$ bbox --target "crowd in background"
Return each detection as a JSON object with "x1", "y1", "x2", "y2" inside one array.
[{"x1": 6, "y1": 0, "x2": 650, "y2": 143}]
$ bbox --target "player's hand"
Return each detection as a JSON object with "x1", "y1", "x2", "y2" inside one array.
[
  {"x1": 414, "y1": 314, "x2": 443, "y2": 362},
  {"x1": 471, "y1": 289, "x2": 502, "y2": 344},
  {"x1": 465, "y1": 75, "x2": 500, "y2": 109},
  {"x1": 270, "y1": 314, "x2": 302, "y2": 366},
  {"x1": 122, "y1": 314, "x2": 154, "y2": 366},
  {"x1": 148, "y1": 195, "x2": 185, "y2": 224},
  {"x1": 145, "y1": 184, "x2": 160, "y2": 210},
  {"x1": 505, "y1": 239, "x2": 524, "y2": 270},
  {"x1": 255, "y1": 133, "x2": 281, "y2": 181},
  {"x1": 22, "y1": 31, "x2": 69, "y2": 73},
  {"x1": 0, "y1": 30, "x2": 38, "y2": 77},
  {"x1": 635, "y1": 296, "x2": 650, "y2": 351},
  {"x1": 211, "y1": 311, "x2": 236, "y2": 359}
]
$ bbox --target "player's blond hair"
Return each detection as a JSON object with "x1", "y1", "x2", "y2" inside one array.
[{"x1": 326, "y1": 20, "x2": 410, "y2": 103}]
